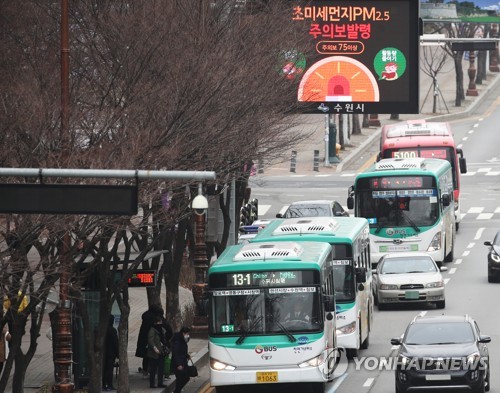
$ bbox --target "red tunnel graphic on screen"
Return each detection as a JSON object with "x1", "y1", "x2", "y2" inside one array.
[
  {"x1": 326, "y1": 75, "x2": 352, "y2": 101},
  {"x1": 297, "y1": 56, "x2": 380, "y2": 103}
]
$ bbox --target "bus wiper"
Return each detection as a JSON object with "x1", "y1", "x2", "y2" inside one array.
[
  {"x1": 399, "y1": 211, "x2": 421, "y2": 233},
  {"x1": 374, "y1": 219, "x2": 385, "y2": 234},
  {"x1": 274, "y1": 320, "x2": 297, "y2": 343},
  {"x1": 236, "y1": 315, "x2": 263, "y2": 345}
]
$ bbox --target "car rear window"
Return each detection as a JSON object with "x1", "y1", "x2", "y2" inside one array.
[{"x1": 405, "y1": 322, "x2": 475, "y2": 345}]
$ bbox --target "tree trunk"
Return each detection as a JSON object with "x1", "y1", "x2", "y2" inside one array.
[
  {"x1": 454, "y1": 52, "x2": 464, "y2": 107},
  {"x1": 352, "y1": 114, "x2": 362, "y2": 135},
  {"x1": 362, "y1": 114, "x2": 370, "y2": 128},
  {"x1": 338, "y1": 115, "x2": 344, "y2": 148},
  {"x1": 116, "y1": 293, "x2": 131, "y2": 393}
]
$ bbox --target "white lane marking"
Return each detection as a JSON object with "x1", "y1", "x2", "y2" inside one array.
[
  {"x1": 391, "y1": 345, "x2": 399, "y2": 350},
  {"x1": 258, "y1": 205, "x2": 271, "y2": 216},
  {"x1": 468, "y1": 207, "x2": 484, "y2": 213},
  {"x1": 462, "y1": 250, "x2": 470, "y2": 257},
  {"x1": 457, "y1": 143, "x2": 463, "y2": 149},
  {"x1": 468, "y1": 130, "x2": 474, "y2": 134},
  {"x1": 477, "y1": 168, "x2": 491, "y2": 172},
  {"x1": 290, "y1": 175, "x2": 307, "y2": 177},
  {"x1": 327, "y1": 372, "x2": 348, "y2": 392},
  {"x1": 418, "y1": 311, "x2": 427, "y2": 317},
  {"x1": 473, "y1": 123, "x2": 479, "y2": 128},
  {"x1": 315, "y1": 174, "x2": 331, "y2": 177},
  {"x1": 475, "y1": 228, "x2": 485, "y2": 240},
  {"x1": 467, "y1": 243, "x2": 474, "y2": 249},
  {"x1": 461, "y1": 172, "x2": 475, "y2": 176},
  {"x1": 444, "y1": 278, "x2": 451, "y2": 285},
  {"x1": 496, "y1": 208, "x2": 500, "y2": 213},
  {"x1": 485, "y1": 172, "x2": 500, "y2": 176},
  {"x1": 341, "y1": 173, "x2": 356, "y2": 177},
  {"x1": 278, "y1": 205, "x2": 289, "y2": 216},
  {"x1": 478, "y1": 213, "x2": 494, "y2": 220},
  {"x1": 363, "y1": 378, "x2": 374, "y2": 388},
  {"x1": 449, "y1": 268, "x2": 457, "y2": 275},
  {"x1": 462, "y1": 136, "x2": 469, "y2": 141},
  {"x1": 455, "y1": 259, "x2": 463, "y2": 265}
]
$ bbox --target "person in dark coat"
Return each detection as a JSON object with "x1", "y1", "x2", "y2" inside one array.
[
  {"x1": 102, "y1": 315, "x2": 119, "y2": 391},
  {"x1": 171, "y1": 326, "x2": 191, "y2": 393},
  {"x1": 136, "y1": 303, "x2": 163, "y2": 376},
  {"x1": 146, "y1": 315, "x2": 168, "y2": 388}
]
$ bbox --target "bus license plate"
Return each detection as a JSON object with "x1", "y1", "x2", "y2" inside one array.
[
  {"x1": 256, "y1": 371, "x2": 278, "y2": 383},
  {"x1": 405, "y1": 291, "x2": 420, "y2": 300}
]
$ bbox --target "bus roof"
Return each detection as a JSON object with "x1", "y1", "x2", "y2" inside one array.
[
  {"x1": 251, "y1": 217, "x2": 368, "y2": 245},
  {"x1": 357, "y1": 157, "x2": 451, "y2": 179},
  {"x1": 209, "y1": 241, "x2": 332, "y2": 274},
  {"x1": 381, "y1": 120, "x2": 455, "y2": 149}
]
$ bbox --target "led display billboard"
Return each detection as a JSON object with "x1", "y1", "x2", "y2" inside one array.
[{"x1": 288, "y1": 0, "x2": 420, "y2": 114}]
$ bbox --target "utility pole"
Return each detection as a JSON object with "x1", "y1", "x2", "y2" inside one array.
[{"x1": 52, "y1": 1, "x2": 74, "y2": 391}]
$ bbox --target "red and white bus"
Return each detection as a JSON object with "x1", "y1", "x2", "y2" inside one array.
[{"x1": 377, "y1": 120, "x2": 467, "y2": 230}]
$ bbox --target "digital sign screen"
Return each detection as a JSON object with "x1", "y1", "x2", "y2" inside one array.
[
  {"x1": 209, "y1": 270, "x2": 318, "y2": 288},
  {"x1": 127, "y1": 270, "x2": 156, "y2": 287},
  {"x1": 392, "y1": 149, "x2": 448, "y2": 160},
  {"x1": 370, "y1": 176, "x2": 424, "y2": 189},
  {"x1": 289, "y1": 0, "x2": 419, "y2": 114}
]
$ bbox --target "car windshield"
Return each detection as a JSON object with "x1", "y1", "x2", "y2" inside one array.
[
  {"x1": 405, "y1": 322, "x2": 475, "y2": 345},
  {"x1": 381, "y1": 257, "x2": 438, "y2": 274},
  {"x1": 284, "y1": 204, "x2": 330, "y2": 218}
]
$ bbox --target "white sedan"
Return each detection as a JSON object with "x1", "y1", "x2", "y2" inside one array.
[{"x1": 373, "y1": 252, "x2": 447, "y2": 310}]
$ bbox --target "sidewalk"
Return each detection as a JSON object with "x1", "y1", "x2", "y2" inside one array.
[
  {"x1": 259, "y1": 56, "x2": 500, "y2": 176},
  {"x1": 19, "y1": 287, "x2": 208, "y2": 393}
]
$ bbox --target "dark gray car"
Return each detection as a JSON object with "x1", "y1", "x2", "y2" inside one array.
[{"x1": 391, "y1": 314, "x2": 491, "y2": 393}]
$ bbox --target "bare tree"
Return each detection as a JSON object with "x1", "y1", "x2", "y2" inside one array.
[{"x1": 421, "y1": 46, "x2": 449, "y2": 113}]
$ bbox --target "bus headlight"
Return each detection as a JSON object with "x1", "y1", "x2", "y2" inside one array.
[
  {"x1": 427, "y1": 232, "x2": 442, "y2": 252},
  {"x1": 210, "y1": 358, "x2": 236, "y2": 371},
  {"x1": 426, "y1": 281, "x2": 444, "y2": 288},
  {"x1": 336, "y1": 321, "x2": 356, "y2": 335},
  {"x1": 298, "y1": 352, "x2": 326, "y2": 368}
]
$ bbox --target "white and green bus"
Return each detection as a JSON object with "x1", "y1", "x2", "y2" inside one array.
[
  {"x1": 208, "y1": 241, "x2": 337, "y2": 393},
  {"x1": 252, "y1": 217, "x2": 372, "y2": 359},
  {"x1": 347, "y1": 157, "x2": 456, "y2": 266}
]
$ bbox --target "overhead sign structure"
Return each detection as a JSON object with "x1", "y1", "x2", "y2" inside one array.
[{"x1": 289, "y1": 0, "x2": 420, "y2": 114}]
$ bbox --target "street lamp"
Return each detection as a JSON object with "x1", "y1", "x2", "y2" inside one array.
[{"x1": 191, "y1": 183, "x2": 209, "y2": 337}]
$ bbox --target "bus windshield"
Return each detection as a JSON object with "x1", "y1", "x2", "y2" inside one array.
[
  {"x1": 210, "y1": 287, "x2": 322, "y2": 336},
  {"x1": 358, "y1": 189, "x2": 439, "y2": 228}
]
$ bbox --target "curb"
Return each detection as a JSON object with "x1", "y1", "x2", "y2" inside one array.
[{"x1": 336, "y1": 72, "x2": 500, "y2": 173}]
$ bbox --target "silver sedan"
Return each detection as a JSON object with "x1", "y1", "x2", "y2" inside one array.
[{"x1": 373, "y1": 252, "x2": 447, "y2": 310}]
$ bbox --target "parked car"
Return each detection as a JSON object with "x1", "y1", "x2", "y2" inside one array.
[
  {"x1": 373, "y1": 252, "x2": 447, "y2": 310},
  {"x1": 483, "y1": 230, "x2": 500, "y2": 282},
  {"x1": 391, "y1": 314, "x2": 491, "y2": 393},
  {"x1": 276, "y1": 200, "x2": 349, "y2": 218}
]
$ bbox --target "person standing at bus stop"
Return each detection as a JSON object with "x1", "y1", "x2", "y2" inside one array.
[
  {"x1": 171, "y1": 326, "x2": 191, "y2": 393},
  {"x1": 136, "y1": 303, "x2": 163, "y2": 377}
]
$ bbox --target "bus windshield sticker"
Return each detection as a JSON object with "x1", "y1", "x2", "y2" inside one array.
[
  {"x1": 331, "y1": 260, "x2": 350, "y2": 266},
  {"x1": 397, "y1": 189, "x2": 436, "y2": 197},
  {"x1": 212, "y1": 289, "x2": 261, "y2": 296},
  {"x1": 268, "y1": 287, "x2": 316, "y2": 294},
  {"x1": 372, "y1": 190, "x2": 396, "y2": 198}
]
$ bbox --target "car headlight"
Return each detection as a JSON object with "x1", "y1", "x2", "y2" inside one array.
[
  {"x1": 427, "y1": 232, "x2": 442, "y2": 252},
  {"x1": 298, "y1": 352, "x2": 326, "y2": 368},
  {"x1": 380, "y1": 283, "x2": 398, "y2": 290},
  {"x1": 398, "y1": 354, "x2": 411, "y2": 367},
  {"x1": 491, "y1": 252, "x2": 500, "y2": 262},
  {"x1": 425, "y1": 280, "x2": 444, "y2": 288},
  {"x1": 336, "y1": 321, "x2": 356, "y2": 335},
  {"x1": 465, "y1": 352, "x2": 481, "y2": 368},
  {"x1": 210, "y1": 358, "x2": 236, "y2": 371}
]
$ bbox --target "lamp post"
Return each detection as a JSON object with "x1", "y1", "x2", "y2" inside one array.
[{"x1": 191, "y1": 184, "x2": 209, "y2": 337}]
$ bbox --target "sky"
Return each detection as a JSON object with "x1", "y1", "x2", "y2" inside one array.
[{"x1": 471, "y1": 0, "x2": 499, "y2": 10}]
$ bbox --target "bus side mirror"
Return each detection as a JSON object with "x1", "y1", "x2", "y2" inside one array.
[
  {"x1": 347, "y1": 196, "x2": 354, "y2": 210},
  {"x1": 457, "y1": 148, "x2": 467, "y2": 174},
  {"x1": 459, "y1": 157, "x2": 467, "y2": 174},
  {"x1": 323, "y1": 295, "x2": 335, "y2": 312},
  {"x1": 355, "y1": 267, "x2": 366, "y2": 283},
  {"x1": 441, "y1": 193, "x2": 451, "y2": 207}
]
